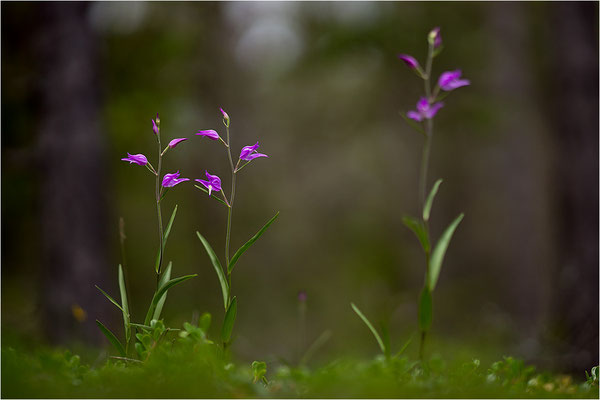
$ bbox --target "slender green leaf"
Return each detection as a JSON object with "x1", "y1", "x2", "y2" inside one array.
[
  {"x1": 144, "y1": 274, "x2": 197, "y2": 325},
  {"x1": 418, "y1": 287, "x2": 433, "y2": 332},
  {"x1": 118, "y1": 265, "x2": 131, "y2": 346},
  {"x1": 194, "y1": 185, "x2": 228, "y2": 206},
  {"x1": 95, "y1": 285, "x2": 127, "y2": 315},
  {"x1": 393, "y1": 333, "x2": 414, "y2": 358},
  {"x1": 400, "y1": 112, "x2": 426, "y2": 136},
  {"x1": 351, "y1": 302, "x2": 386, "y2": 354},
  {"x1": 130, "y1": 323, "x2": 152, "y2": 330},
  {"x1": 196, "y1": 232, "x2": 229, "y2": 310},
  {"x1": 154, "y1": 205, "x2": 178, "y2": 274},
  {"x1": 228, "y1": 212, "x2": 279, "y2": 274},
  {"x1": 402, "y1": 216, "x2": 430, "y2": 253},
  {"x1": 423, "y1": 179, "x2": 443, "y2": 222},
  {"x1": 299, "y1": 330, "x2": 332, "y2": 366},
  {"x1": 221, "y1": 296, "x2": 237, "y2": 343},
  {"x1": 96, "y1": 320, "x2": 126, "y2": 357},
  {"x1": 428, "y1": 213, "x2": 464, "y2": 291},
  {"x1": 152, "y1": 262, "x2": 172, "y2": 321}
]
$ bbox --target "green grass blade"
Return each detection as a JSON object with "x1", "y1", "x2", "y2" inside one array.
[
  {"x1": 196, "y1": 231, "x2": 229, "y2": 310},
  {"x1": 221, "y1": 296, "x2": 237, "y2": 344},
  {"x1": 95, "y1": 285, "x2": 127, "y2": 315},
  {"x1": 152, "y1": 262, "x2": 172, "y2": 321},
  {"x1": 428, "y1": 213, "x2": 464, "y2": 291},
  {"x1": 194, "y1": 185, "x2": 228, "y2": 206},
  {"x1": 154, "y1": 205, "x2": 178, "y2": 274},
  {"x1": 393, "y1": 333, "x2": 414, "y2": 358},
  {"x1": 118, "y1": 265, "x2": 131, "y2": 347},
  {"x1": 96, "y1": 320, "x2": 126, "y2": 357},
  {"x1": 228, "y1": 212, "x2": 279, "y2": 274},
  {"x1": 423, "y1": 179, "x2": 443, "y2": 222},
  {"x1": 129, "y1": 323, "x2": 152, "y2": 330},
  {"x1": 144, "y1": 274, "x2": 197, "y2": 325},
  {"x1": 400, "y1": 112, "x2": 426, "y2": 137},
  {"x1": 351, "y1": 302, "x2": 386, "y2": 354},
  {"x1": 418, "y1": 287, "x2": 433, "y2": 332},
  {"x1": 402, "y1": 216, "x2": 430, "y2": 253}
]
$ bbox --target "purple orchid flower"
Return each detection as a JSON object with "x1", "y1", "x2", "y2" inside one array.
[
  {"x1": 195, "y1": 170, "x2": 222, "y2": 196},
  {"x1": 239, "y1": 142, "x2": 268, "y2": 161},
  {"x1": 121, "y1": 153, "x2": 148, "y2": 166},
  {"x1": 397, "y1": 54, "x2": 421, "y2": 70},
  {"x1": 196, "y1": 130, "x2": 220, "y2": 141},
  {"x1": 429, "y1": 27, "x2": 442, "y2": 48},
  {"x1": 168, "y1": 138, "x2": 188, "y2": 148},
  {"x1": 407, "y1": 97, "x2": 444, "y2": 122},
  {"x1": 152, "y1": 116, "x2": 159, "y2": 135},
  {"x1": 220, "y1": 107, "x2": 230, "y2": 122},
  {"x1": 438, "y1": 70, "x2": 470, "y2": 91},
  {"x1": 162, "y1": 171, "x2": 190, "y2": 188}
]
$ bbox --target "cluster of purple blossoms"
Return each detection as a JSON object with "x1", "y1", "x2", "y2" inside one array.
[
  {"x1": 397, "y1": 27, "x2": 470, "y2": 122},
  {"x1": 121, "y1": 109, "x2": 268, "y2": 195}
]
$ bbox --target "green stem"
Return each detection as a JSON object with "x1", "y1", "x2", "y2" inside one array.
[
  {"x1": 155, "y1": 130, "x2": 164, "y2": 285},
  {"x1": 419, "y1": 331, "x2": 427, "y2": 362},
  {"x1": 224, "y1": 125, "x2": 236, "y2": 302}
]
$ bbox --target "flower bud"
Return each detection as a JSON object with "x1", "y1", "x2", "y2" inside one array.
[
  {"x1": 220, "y1": 107, "x2": 230, "y2": 127},
  {"x1": 428, "y1": 27, "x2": 441, "y2": 48}
]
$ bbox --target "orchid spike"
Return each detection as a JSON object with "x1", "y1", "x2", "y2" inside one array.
[
  {"x1": 196, "y1": 130, "x2": 220, "y2": 141},
  {"x1": 438, "y1": 70, "x2": 470, "y2": 91},
  {"x1": 195, "y1": 171, "x2": 222, "y2": 197},
  {"x1": 397, "y1": 54, "x2": 420, "y2": 70},
  {"x1": 162, "y1": 171, "x2": 190, "y2": 187},
  {"x1": 121, "y1": 153, "x2": 148, "y2": 166},
  {"x1": 407, "y1": 97, "x2": 444, "y2": 122},
  {"x1": 168, "y1": 138, "x2": 188, "y2": 148},
  {"x1": 239, "y1": 142, "x2": 268, "y2": 161}
]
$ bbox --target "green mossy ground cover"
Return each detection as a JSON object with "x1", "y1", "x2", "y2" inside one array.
[{"x1": 2, "y1": 340, "x2": 598, "y2": 398}]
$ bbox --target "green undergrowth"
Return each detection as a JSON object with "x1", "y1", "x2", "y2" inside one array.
[{"x1": 2, "y1": 339, "x2": 598, "y2": 398}]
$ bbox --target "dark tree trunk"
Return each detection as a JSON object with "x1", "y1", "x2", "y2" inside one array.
[
  {"x1": 36, "y1": 2, "x2": 109, "y2": 345},
  {"x1": 544, "y1": 2, "x2": 599, "y2": 373}
]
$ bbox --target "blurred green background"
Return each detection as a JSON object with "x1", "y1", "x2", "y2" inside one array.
[{"x1": 2, "y1": 1, "x2": 598, "y2": 374}]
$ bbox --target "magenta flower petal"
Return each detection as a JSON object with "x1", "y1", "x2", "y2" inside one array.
[
  {"x1": 168, "y1": 138, "x2": 188, "y2": 148},
  {"x1": 245, "y1": 152, "x2": 268, "y2": 161},
  {"x1": 152, "y1": 118, "x2": 159, "y2": 135},
  {"x1": 407, "y1": 111, "x2": 423, "y2": 122},
  {"x1": 416, "y1": 97, "x2": 430, "y2": 113},
  {"x1": 162, "y1": 171, "x2": 190, "y2": 187},
  {"x1": 438, "y1": 70, "x2": 470, "y2": 91},
  {"x1": 196, "y1": 130, "x2": 220, "y2": 140},
  {"x1": 240, "y1": 142, "x2": 268, "y2": 161},
  {"x1": 423, "y1": 102, "x2": 444, "y2": 119},
  {"x1": 121, "y1": 153, "x2": 148, "y2": 166},
  {"x1": 195, "y1": 170, "x2": 222, "y2": 196},
  {"x1": 397, "y1": 54, "x2": 420, "y2": 69}
]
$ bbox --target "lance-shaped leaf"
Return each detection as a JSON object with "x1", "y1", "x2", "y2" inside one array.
[
  {"x1": 95, "y1": 285, "x2": 127, "y2": 315},
  {"x1": 118, "y1": 265, "x2": 131, "y2": 346},
  {"x1": 154, "y1": 205, "x2": 178, "y2": 274},
  {"x1": 228, "y1": 212, "x2": 279, "y2": 274},
  {"x1": 144, "y1": 274, "x2": 197, "y2": 325},
  {"x1": 221, "y1": 296, "x2": 237, "y2": 344},
  {"x1": 402, "y1": 216, "x2": 430, "y2": 253},
  {"x1": 418, "y1": 287, "x2": 433, "y2": 332},
  {"x1": 96, "y1": 320, "x2": 126, "y2": 357},
  {"x1": 423, "y1": 179, "x2": 443, "y2": 222},
  {"x1": 428, "y1": 213, "x2": 464, "y2": 291},
  {"x1": 152, "y1": 262, "x2": 172, "y2": 321},
  {"x1": 351, "y1": 302, "x2": 386, "y2": 354},
  {"x1": 197, "y1": 232, "x2": 229, "y2": 310}
]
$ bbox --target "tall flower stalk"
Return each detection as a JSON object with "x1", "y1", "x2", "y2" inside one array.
[
  {"x1": 95, "y1": 113, "x2": 196, "y2": 360},
  {"x1": 352, "y1": 27, "x2": 469, "y2": 363},
  {"x1": 195, "y1": 108, "x2": 278, "y2": 349}
]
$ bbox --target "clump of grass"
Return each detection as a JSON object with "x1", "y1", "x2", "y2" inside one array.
[{"x1": 3, "y1": 341, "x2": 597, "y2": 398}]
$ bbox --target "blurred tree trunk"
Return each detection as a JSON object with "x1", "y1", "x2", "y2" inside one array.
[
  {"x1": 544, "y1": 2, "x2": 599, "y2": 373},
  {"x1": 36, "y1": 2, "x2": 109, "y2": 345}
]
